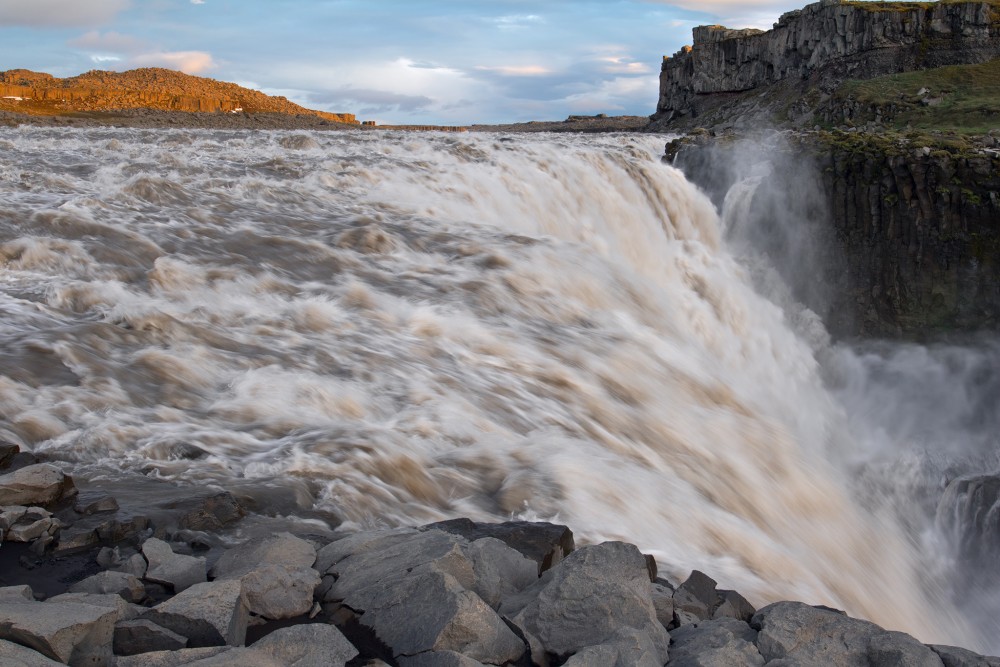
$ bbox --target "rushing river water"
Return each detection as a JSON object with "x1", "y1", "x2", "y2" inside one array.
[{"x1": 0, "y1": 127, "x2": 996, "y2": 650}]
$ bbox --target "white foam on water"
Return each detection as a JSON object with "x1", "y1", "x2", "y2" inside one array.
[{"x1": 0, "y1": 126, "x2": 989, "y2": 648}]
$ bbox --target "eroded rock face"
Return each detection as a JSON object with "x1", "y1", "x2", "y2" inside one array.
[{"x1": 654, "y1": 0, "x2": 1000, "y2": 125}]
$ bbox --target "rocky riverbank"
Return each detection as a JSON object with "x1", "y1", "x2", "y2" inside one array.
[
  {"x1": 665, "y1": 129, "x2": 1000, "y2": 338},
  {"x1": 1, "y1": 444, "x2": 998, "y2": 666}
]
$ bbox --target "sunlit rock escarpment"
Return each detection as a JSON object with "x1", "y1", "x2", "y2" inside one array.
[
  {"x1": 0, "y1": 67, "x2": 357, "y2": 124},
  {"x1": 648, "y1": 0, "x2": 1000, "y2": 131}
]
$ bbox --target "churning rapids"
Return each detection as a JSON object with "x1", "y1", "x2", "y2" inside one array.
[{"x1": 0, "y1": 127, "x2": 997, "y2": 651}]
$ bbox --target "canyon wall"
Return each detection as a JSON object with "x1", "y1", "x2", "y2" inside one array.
[
  {"x1": 652, "y1": 0, "x2": 1000, "y2": 129},
  {"x1": 667, "y1": 132, "x2": 1000, "y2": 338}
]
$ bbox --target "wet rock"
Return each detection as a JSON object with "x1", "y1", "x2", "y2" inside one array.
[
  {"x1": 501, "y1": 541, "x2": 669, "y2": 665},
  {"x1": 0, "y1": 442, "x2": 18, "y2": 469},
  {"x1": 0, "y1": 505, "x2": 28, "y2": 531},
  {"x1": 0, "y1": 464, "x2": 76, "y2": 508},
  {"x1": 211, "y1": 532, "x2": 316, "y2": 579},
  {"x1": 141, "y1": 579, "x2": 249, "y2": 647},
  {"x1": 142, "y1": 537, "x2": 207, "y2": 592},
  {"x1": 55, "y1": 525, "x2": 102, "y2": 554},
  {"x1": 74, "y1": 495, "x2": 119, "y2": 516},
  {"x1": 930, "y1": 645, "x2": 1000, "y2": 667},
  {"x1": 114, "y1": 646, "x2": 231, "y2": 667},
  {"x1": 69, "y1": 570, "x2": 145, "y2": 603},
  {"x1": 177, "y1": 492, "x2": 247, "y2": 531},
  {"x1": 937, "y1": 475, "x2": 1000, "y2": 566},
  {"x1": 426, "y1": 518, "x2": 574, "y2": 574},
  {"x1": 113, "y1": 619, "x2": 188, "y2": 656},
  {"x1": 119, "y1": 552, "x2": 149, "y2": 579},
  {"x1": 0, "y1": 638, "x2": 64, "y2": 666},
  {"x1": 752, "y1": 601, "x2": 943, "y2": 666},
  {"x1": 0, "y1": 598, "x2": 117, "y2": 665},
  {"x1": 668, "y1": 617, "x2": 764, "y2": 667}
]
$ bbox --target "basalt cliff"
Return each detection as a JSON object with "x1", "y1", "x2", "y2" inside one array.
[
  {"x1": 0, "y1": 68, "x2": 357, "y2": 124},
  {"x1": 649, "y1": 0, "x2": 1000, "y2": 132},
  {"x1": 654, "y1": 0, "x2": 1000, "y2": 338}
]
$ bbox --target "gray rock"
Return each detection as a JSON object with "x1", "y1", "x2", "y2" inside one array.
[
  {"x1": 651, "y1": 582, "x2": 675, "y2": 630},
  {"x1": 314, "y1": 527, "x2": 418, "y2": 574},
  {"x1": 930, "y1": 645, "x2": 1000, "y2": 667},
  {"x1": 501, "y1": 541, "x2": 669, "y2": 665},
  {"x1": 46, "y1": 592, "x2": 141, "y2": 623},
  {"x1": 249, "y1": 623, "x2": 359, "y2": 666},
  {"x1": 117, "y1": 552, "x2": 149, "y2": 579},
  {"x1": 562, "y1": 627, "x2": 669, "y2": 667},
  {"x1": 114, "y1": 618, "x2": 188, "y2": 655},
  {"x1": 179, "y1": 648, "x2": 280, "y2": 666},
  {"x1": 713, "y1": 590, "x2": 755, "y2": 623},
  {"x1": 240, "y1": 564, "x2": 321, "y2": 620},
  {"x1": 0, "y1": 505, "x2": 28, "y2": 531},
  {"x1": 69, "y1": 570, "x2": 145, "y2": 603},
  {"x1": 211, "y1": 532, "x2": 316, "y2": 579},
  {"x1": 0, "y1": 599, "x2": 117, "y2": 665},
  {"x1": 114, "y1": 646, "x2": 231, "y2": 667},
  {"x1": 349, "y1": 569, "x2": 524, "y2": 664},
  {"x1": 142, "y1": 537, "x2": 207, "y2": 592},
  {"x1": 668, "y1": 617, "x2": 763, "y2": 667},
  {"x1": 752, "y1": 602, "x2": 943, "y2": 667},
  {"x1": 326, "y1": 528, "x2": 534, "y2": 615},
  {"x1": 7, "y1": 515, "x2": 55, "y2": 542},
  {"x1": 399, "y1": 650, "x2": 487, "y2": 666},
  {"x1": 0, "y1": 585, "x2": 34, "y2": 602},
  {"x1": 0, "y1": 638, "x2": 64, "y2": 666},
  {"x1": 425, "y1": 519, "x2": 575, "y2": 574},
  {"x1": 142, "y1": 579, "x2": 249, "y2": 647},
  {"x1": 0, "y1": 464, "x2": 76, "y2": 508},
  {"x1": 673, "y1": 570, "x2": 720, "y2": 622}
]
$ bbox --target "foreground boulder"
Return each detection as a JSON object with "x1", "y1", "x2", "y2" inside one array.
[
  {"x1": 752, "y1": 602, "x2": 944, "y2": 666},
  {"x1": 0, "y1": 598, "x2": 116, "y2": 665},
  {"x1": 426, "y1": 519, "x2": 575, "y2": 574},
  {"x1": 0, "y1": 464, "x2": 76, "y2": 508},
  {"x1": 0, "y1": 638, "x2": 64, "y2": 666},
  {"x1": 500, "y1": 541, "x2": 669, "y2": 666},
  {"x1": 141, "y1": 580, "x2": 248, "y2": 648},
  {"x1": 210, "y1": 533, "x2": 319, "y2": 620},
  {"x1": 142, "y1": 537, "x2": 207, "y2": 592},
  {"x1": 668, "y1": 617, "x2": 764, "y2": 667},
  {"x1": 321, "y1": 527, "x2": 534, "y2": 663}
]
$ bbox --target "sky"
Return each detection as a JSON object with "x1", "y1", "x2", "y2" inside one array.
[{"x1": 0, "y1": 0, "x2": 813, "y2": 125}]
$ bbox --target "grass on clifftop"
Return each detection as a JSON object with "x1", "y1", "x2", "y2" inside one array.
[{"x1": 837, "y1": 58, "x2": 1000, "y2": 133}]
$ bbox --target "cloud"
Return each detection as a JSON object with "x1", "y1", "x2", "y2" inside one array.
[
  {"x1": 129, "y1": 51, "x2": 215, "y2": 74},
  {"x1": 68, "y1": 30, "x2": 144, "y2": 54},
  {"x1": 191, "y1": 0, "x2": 205, "y2": 3},
  {"x1": 491, "y1": 14, "x2": 544, "y2": 30},
  {"x1": 310, "y1": 87, "x2": 434, "y2": 113},
  {"x1": 0, "y1": 0, "x2": 129, "y2": 27},
  {"x1": 474, "y1": 65, "x2": 551, "y2": 77}
]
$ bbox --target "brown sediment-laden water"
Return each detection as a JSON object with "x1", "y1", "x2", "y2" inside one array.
[{"x1": 0, "y1": 126, "x2": 997, "y2": 651}]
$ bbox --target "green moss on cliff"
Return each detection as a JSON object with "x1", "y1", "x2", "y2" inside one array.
[{"x1": 837, "y1": 58, "x2": 1000, "y2": 133}]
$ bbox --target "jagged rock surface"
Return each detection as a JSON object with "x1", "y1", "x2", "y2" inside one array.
[{"x1": 651, "y1": 0, "x2": 1000, "y2": 131}]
